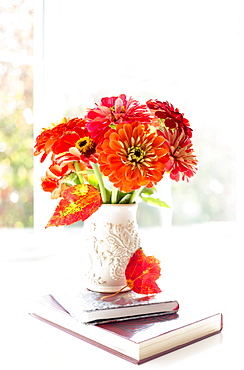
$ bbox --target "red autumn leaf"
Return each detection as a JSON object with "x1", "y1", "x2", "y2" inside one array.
[
  {"x1": 125, "y1": 248, "x2": 162, "y2": 294},
  {"x1": 46, "y1": 184, "x2": 102, "y2": 228}
]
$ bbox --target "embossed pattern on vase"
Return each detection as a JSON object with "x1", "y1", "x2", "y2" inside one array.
[{"x1": 85, "y1": 220, "x2": 140, "y2": 284}]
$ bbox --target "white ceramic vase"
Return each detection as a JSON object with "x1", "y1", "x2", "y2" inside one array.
[{"x1": 83, "y1": 203, "x2": 140, "y2": 293}]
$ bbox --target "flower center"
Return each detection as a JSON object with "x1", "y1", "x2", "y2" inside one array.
[
  {"x1": 127, "y1": 146, "x2": 145, "y2": 163},
  {"x1": 110, "y1": 106, "x2": 125, "y2": 113},
  {"x1": 75, "y1": 137, "x2": 96, "y2": 154}
]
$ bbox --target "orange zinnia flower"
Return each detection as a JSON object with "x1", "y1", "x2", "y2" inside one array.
[{"x1": 97, "y1": 122, "x2": 169, "y2": 192}]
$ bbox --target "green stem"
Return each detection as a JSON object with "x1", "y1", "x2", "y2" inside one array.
[
  {"x1": 111, "y1": 186, "x2": 118, "y2": 204},
  {"x1": 74, "y1": 161, "x2": 84, "y2": 184},
  {"x1": 119, "y1": 194, "x2": 132, "y2": 204},
  {"x1": 129, "y1": 188, "x2": 141, "y2": 204},
  {"x1": 91, "y1": 162, "x2": 107, "y2": 203}
]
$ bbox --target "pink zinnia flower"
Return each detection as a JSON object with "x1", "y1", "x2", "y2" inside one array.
[
  {"x1": 160, "y1": 127, "x2": 198, "y2": 181},
  {"x1": 86, "y1": 94, "x2": 152, "y2": 143}
]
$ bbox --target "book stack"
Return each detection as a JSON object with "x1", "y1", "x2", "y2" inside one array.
[{"x1": 29, "y1": 288, "x2": 223, "y2": 364}]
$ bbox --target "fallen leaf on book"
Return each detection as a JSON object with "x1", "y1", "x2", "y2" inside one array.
[
  {"x1": 125, "y1": 248, "x2": 162, "y2": 294},
  {"x1": 102, "y1": 248, "x2": 161, "y2": 300}
]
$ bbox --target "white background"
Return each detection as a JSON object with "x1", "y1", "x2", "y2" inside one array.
[{"x1": 33, "y1": 0, "x2": 242, "y2": 229}]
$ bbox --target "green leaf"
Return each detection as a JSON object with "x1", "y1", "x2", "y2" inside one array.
[
  {"x1": 88, "y1": 174, "x2": 111, "y2": 202},
  {"x1": 63, "y1": 173, "x2": 80, "y2": 186},
  {"x1": 88, "y1": 174, "x2": 99, "y2": 189},
  {"x1": 140, "y1": 195, "x2": 170, "y2": 208},
  {"x1": 140, "y1": 187, "x2": 157, "y2": 196}
]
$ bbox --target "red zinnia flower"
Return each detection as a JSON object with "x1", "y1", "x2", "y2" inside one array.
[
  {"x1": 97, "y1": 121, "x2": 169, "y2": 192},
  {"x1": 160, "y1": 127, "x2": 198, "y2": 181},
  {"x1": 86, "y1": 94, "x2": 152, "y2": 143},
  {"x1": 41, "y1": 177, "x2": 59, "y2": 193},
  {"x1": 34, "y1": 117, "x2": 87, "y2": 162},
  {"x1": 146, "y1": 100, "x2": 192, "y2": 138},
  {"x1": 51, "y1": 125, "x2": 99, "y2": 168},
  {"x1": 41, "y1": 163, "x2": 70, "y2": 198}
]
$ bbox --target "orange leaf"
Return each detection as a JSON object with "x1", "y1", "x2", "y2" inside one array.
[
  {"x1": 46, "y1": 184, "x2": 102, "y2": 227},
  {"x1": 125, "y1": 248, "x2": 162, "y2": 294}
]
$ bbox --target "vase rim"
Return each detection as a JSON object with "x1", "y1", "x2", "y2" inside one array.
[{"x1": 101, "y1": 203, "x2": 137, "y2": 207}]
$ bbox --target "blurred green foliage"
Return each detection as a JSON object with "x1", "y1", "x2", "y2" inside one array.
[
  {"x1": 0, "y1": 1, "x2": 34, "y2": 227},
  {"x1": 171, "y1": 124, "x2": 235, "y2": 225}
]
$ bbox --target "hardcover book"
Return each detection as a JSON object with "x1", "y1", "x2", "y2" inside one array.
[
  {"x1": 29, "y1": 294, "x2": 223, "y2": 364},
  {"x1": 50, "y1": 288, "x2": 180, "y2": 323}
]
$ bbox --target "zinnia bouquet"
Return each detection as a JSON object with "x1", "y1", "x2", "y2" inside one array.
[{"x1": 34, "y1": 94, "x2": 198, "y2": 228}]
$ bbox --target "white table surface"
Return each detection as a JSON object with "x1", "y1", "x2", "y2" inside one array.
[{"x1": 0, "y1": 221, "x2": 243, "y2": 370}]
